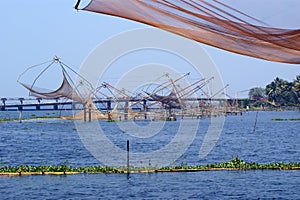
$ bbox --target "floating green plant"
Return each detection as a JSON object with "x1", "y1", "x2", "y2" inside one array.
[
  {"x1": 272, "y1": 118, "x2": 300, "y2": 121},
  {"x1": 0, "y1": 115, "x2": 60, "y2": 123},
  {"x1": 1, "y1": 158, "x2": 300, "y2": 176},
  {"x1": 0, "y1": 118, "x2": 11, "y2": 122}
]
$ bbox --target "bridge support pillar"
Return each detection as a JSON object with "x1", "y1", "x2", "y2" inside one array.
[
  {"x1": 1, "y1": 98, "x2": 7, "y2": 111},
  {"x1": 18, "y1": 98, "x2": 24, "y2": 111},
  {"x1": 53, "y1": 98, "x2": 59, "y2": 110},
  {"x1": 36, "y1": 98, "x2": 41, "y2": 110},
  {"x1": 107, "y1": 100, "x2": 111, "y2": 111}
]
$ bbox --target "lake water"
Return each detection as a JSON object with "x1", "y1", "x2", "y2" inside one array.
[{"x1": 0, "y1": 110, "x2": 299, "y2": 199}]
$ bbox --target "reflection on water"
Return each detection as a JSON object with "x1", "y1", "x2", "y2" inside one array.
[{"x1": 0, "y1": 110, "x2": 299, "y2": 199}]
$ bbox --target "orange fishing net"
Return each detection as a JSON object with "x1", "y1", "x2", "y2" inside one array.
[
  {"x1": 19, "y1": 72, "x2": 84, "y2": 103},
  {"x1": 81, "y1": 0, "x2": 300, "y2": 64}
]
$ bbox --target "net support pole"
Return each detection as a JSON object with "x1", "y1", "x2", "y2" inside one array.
[
  {"x1": 127, "y1": 140, "x2": 130, "y2": 177},
  {"x1": 88, "y1": 104, "x2": 91, "y2": 122},
  {"x1": 18, "y1": 98, "x2": 24, "y2": 123},
  {"x1": 124, "y1": 101, "x2": 128, "y2": 120},
  {"x1": 83, "y1": 107, "x2": 86, "y2": 122},
  {"x1": 74, "y1": 0, "x2": 81, "y2": 10}
]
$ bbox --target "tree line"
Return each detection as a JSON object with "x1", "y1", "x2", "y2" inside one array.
[{"x1": 248, "y1": 75, "x2": 300, "y2": 107}]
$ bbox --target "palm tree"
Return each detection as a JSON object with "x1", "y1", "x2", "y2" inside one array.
[
  {"x1": 265, "y1": 77, "x2": 298, "y2": 106},
  {"x1": 292, "y1": 75, "x2": 300, "y2": 104},
  {"x1": 265, "y1": 77, "x2": 283, "y2": 104}
]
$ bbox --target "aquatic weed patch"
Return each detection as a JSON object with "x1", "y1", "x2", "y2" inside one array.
[
  {"x1": 0, "y1": 116, "x2": 60, "y2": 122},
  {"x1": 158, "y1": 157, "x2": 300, "y2": 172},
  {"x1": 1, "y1": 158, "x2": 300, "y2": 176},
  {"x1": 0, "y1": 118, "x2": 14, "y2": 122},
  {"x1": 272, "y1": 118, "x2": 300, "y2": 121}
]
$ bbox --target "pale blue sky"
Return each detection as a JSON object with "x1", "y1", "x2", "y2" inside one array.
[{"x1": 1, "y1": 0, "x2": 299, "y2": 98}]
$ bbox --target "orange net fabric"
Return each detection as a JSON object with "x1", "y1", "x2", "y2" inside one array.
[{"x1": 82, "y1": 0, "x2": 300, "y2": 64}]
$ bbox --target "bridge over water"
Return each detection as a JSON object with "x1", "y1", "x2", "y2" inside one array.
[{"x1": 0, "y1": 97, "x2": 253, "y2": 111}]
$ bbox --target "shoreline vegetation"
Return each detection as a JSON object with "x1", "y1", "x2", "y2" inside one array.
[
  {"x1": 1, "y1": 158, "x2": 300, "y2": 176},
  {"x1": 248, "y1": 76, "x2": 300, "y2": 107}
]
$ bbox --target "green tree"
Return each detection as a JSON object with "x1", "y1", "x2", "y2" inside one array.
[
  {"x1": 292, "y1": 75, "x2": 300, "y2": 103},
  {"x1": 265, "y1": 77, "x2": 299, "y2": 106},
  {"x1": 248, "y1": 87, "x2": 265, "y2": 100}
]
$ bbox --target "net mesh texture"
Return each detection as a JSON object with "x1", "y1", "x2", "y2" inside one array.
[{"x1": 82, "y1": 0, "x2": 300, "y2": 64}]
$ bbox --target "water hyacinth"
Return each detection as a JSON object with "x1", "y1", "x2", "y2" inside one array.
[{"x1": 1, "y1": 158, "x2": 300, "y2": 176}]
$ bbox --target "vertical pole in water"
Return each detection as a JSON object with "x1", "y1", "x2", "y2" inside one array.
[
  {"x1": 124, "y1": 101, "x2": 128, "y2": 120},
  {"x1": 19, "y1": 110, "x2": 22, "y2": 123},
  {"x1": 253, "y1": 110, "x2": 259, "y2": 133},
  {"x1": 18, "y1": 98, "x2": 24, "y2": 123},
  {"x1": 143, "y1": 99, "x2": 147, "y2": 119},
  {"x1": 127, "y1": 140, "x2": 130, "y2": 177},
  {"x1": 88, "y1": 104, "x2": 91, "y2": 122},
  {"x1": 83, "y1": 107, "x2": 86, "y2": 122}
]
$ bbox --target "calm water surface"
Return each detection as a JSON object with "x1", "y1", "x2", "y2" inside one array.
[{"x1": 0, "y1": 110, "x2": 299, "y2": 199}]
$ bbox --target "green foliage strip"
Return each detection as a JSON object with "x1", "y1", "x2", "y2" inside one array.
[{"x1": 1, "y1": 158, "x2": 300, "y2": 176}]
